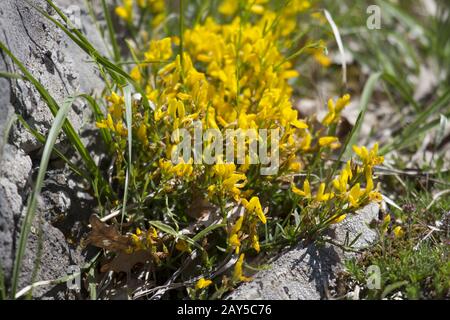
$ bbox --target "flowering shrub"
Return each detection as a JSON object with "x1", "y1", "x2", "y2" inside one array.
[{"x1": 91, "y1": 0, "x2": 383, "y2": 297}]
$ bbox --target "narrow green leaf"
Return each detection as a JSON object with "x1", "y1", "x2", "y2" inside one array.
[
  {"x1": 192, "y1": 223, "x2": 226, "y2": 242},
  {"x1": 16, "y1": 115, "x2": 87, "y2": 179},
  {"x1": 149, "y1": 221, "x2": 202, "y2": 251},
  {"x1": 381, "y1": 88, "x2": 450, "y2": 154},
  {"x1": 101, "y1": 0, "x2": 120, "y2": 63},
  {"x1": 10, "y1": 96, "x2": 75, "y2": 298},
  {"x1": 381, "y1": 280, "x2": 409, "y2": 299}
]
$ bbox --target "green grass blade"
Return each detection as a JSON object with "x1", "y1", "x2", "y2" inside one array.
[
  {"x1": 10, "y1": 96, "x2": 75, "y2": 299},
  {"x1": 381, "y1": 280, "x2": 409, "y2": 299},
  {"x1": 382, "y1": 73, "x2": 420, "y2": 113},
  {"x1": 16, "y1": 115, "x2": 87, "y2": 179},
  {"x1": 381, "y1": 88, "x2": 450, "y2": 154},
  {"x1": 149, "y1": 221, "x2": 202, "y2": 251},
  {"x1": 101, "y1": 0, "x2": 121, "y2": 63},
  {"x1": 192, "y1": 223, "x2": 226, "y2": 242},
  {"x1": 0, "y1": 71, "x2": 23, "y2": 79}
]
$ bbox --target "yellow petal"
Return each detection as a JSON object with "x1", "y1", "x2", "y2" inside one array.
[{"x1": 195, "y1": 278, "x2": 213, "y2": 290}]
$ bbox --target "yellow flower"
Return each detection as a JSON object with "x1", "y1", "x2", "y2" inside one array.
[
  {"x1": 314, "y1": 51, "x2": 332, "y2": 67},
  {"x1": 299, "y1": 132, "x2": 312, "y2": 151},
  {"x1": 195, "y1": 278, "x2": 213, "y2": 290},
  {"x1": 172, "y1": 160, "x2": 194, "y2": 177},
  {"x1": 213, "y1": 163, "x2": 236, "y2": 179},
  {"x1": 252, "y1": 234, "x2": 260, "y2": 253},
  {"x1": 315, "y1": 183, "x2": 334, "y2": 202},
  {"x1": 291, "y1": 179, "x2": 312, "y2": 199},
  {"x1": 393, "y1": 226, "x2": 404, "y2": 238},
  {"x1": 115, "y1": 0, "x2": 133, "y2": 23},
  {"x1": 242, "y1": 197, "x2": 266, "y2": 224},
  {"x1": 348, "y1": 183, "x2": 364, "y2": 208},
  {"x1": 145, "y1": 38, "x2": 173, "y2": 61},
  {"x1": 96, "y1": 114, "x2": 127, "y2": 137},
  {"x1": 330, "y1": 213, "x2": 347, "y2": 224},
  {"x1": 130, "y1": 66, "x2": 142, "y2": 82},
  {"x1": 106, "y1": 92, "x2": 124, "y2": 120},
  {"x1": 115, "y1": 121, "x2": 128, "y2": 137},
  {"x1": 219, "y1": 0, "x2": 238, "y2": 15},
  {"x1": 333, "y1": 161, "x2": 352, "y2": 194},
  {"x1": 222, "y1": 173, "x2": 247, "y2": 197},
  {"x1": 322, "y1": 94, "x2": 351, "y2": 126},
  {"x1": 175, "y1": 239, "x2": 190, "y2": 252},
  {"x1": 137, "y1": 123, "x2": 148, "y2": 145},
  {"x1": 281, "y1": 69, "x2": 300, "y2": 79},
  {"x1": 231, "y1": 215, "x2": 244, "y2": 234},
  {"x1": 228, "y1": 215, "x2": 244, "y2": 253},
  {"x1": 319, "y1": 136, "x2": 340, "y2": 149},
  {"x1": 382, "y1": 214, "x2": 391, "y2": 234},
  {"x1": 233, "y1": 254, "x2": 252, "y2": 282},
  {"x1": 159, "y1": 158, "x2": 194, "y2": 178},
  {"x1": 369, "y1": 191, "x2": 383, "y2": 202},
  {"x1": 352, "y1": 143, "x2": 384, "y2": 167},
  {"x1": 229, "y1": 234, "x2": 241, "y2": 254},
  {"x1": 250, "y1": 4, "x2": 265, "y2": 15}
]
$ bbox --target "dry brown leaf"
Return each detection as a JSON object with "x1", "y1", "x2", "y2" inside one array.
[
  {"x1": 87, "y1": 214, "x2": 133, "y2": 252},
  {"x1": 100, "y1": 251, "x2": 153, "y2": 274},
  {"x1": 187, "y1": 192, "x2": 217, "y2": 220}
]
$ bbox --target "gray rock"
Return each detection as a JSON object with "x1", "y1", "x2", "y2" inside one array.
[
  {"x1": 227, "y1": 203, "x2": 380, "y2": 300},
  {"x1": 0, "y1": 0, "x2": 106, "y2": 153},
  {"x1": 0, "y1": 0, "x2": 106, "y2": 298},
  {"x1": 0, "y1": 178, "x2": 23, "y2": 282},
  {"x1": 0, "y1": 144, "x2": 32, "y2": 190},
  {"x1": 17, "y1": 219, "x2": 83, "y2": 299},
  {"x1": 0, "y1": 144, "x2": 32, "y2": 283}
]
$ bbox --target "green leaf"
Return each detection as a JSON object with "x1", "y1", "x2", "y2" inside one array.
[
  {"x1": 101, "y1": 0, "x2": 120, "y2": 63},
  {"x1": 381, "y1": 280, "x2": 409, "y2": 299},
  {"x1": 16, "y1": 115, "x2": 87, "y2": 179},
  {"x1": 10, "y1": 96, "x2": 75, "y2": 298},
  {"x1": 149, "y1": 221, "x2": 202, "y2": 251},
  {"x1": 381, "y1": 88, "x2": 450, "y2": 154},
  {"x1": 192, "y1": 223, "x2": 226, "y2": 242}
]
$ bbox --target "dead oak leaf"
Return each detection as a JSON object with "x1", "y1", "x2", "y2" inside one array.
[{"x1": 87, "y1": 214, "x2": 133, "y2": 253}]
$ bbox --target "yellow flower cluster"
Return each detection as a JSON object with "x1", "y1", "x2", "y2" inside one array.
[
  {"x1": 128, "y1": 227, "x2": 160, "y2": 253},
  {"x1": 101, "y1": 0, "x2": 383, "y2": 289},
  {"x1": 115, "y1": 0, "x2": 166, "y2": 27},
  {"x1": 292, "y1": 143, "x2": 383, "y2": 225},
  {"x1": 96, "y1": 92, "x2": 127, "y2": 137}
]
